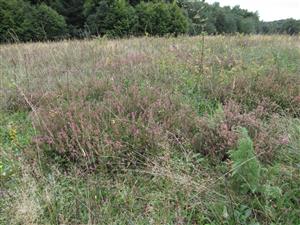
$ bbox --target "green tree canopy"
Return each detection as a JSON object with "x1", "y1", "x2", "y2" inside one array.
[
  {"x1": 85, "y1": 0, "x2": 137, "y2": 37},
  {"x1": 0, "y1": 0, "x2": 66, "y2": 42},
  {"x1": 136, "y1": 1, "x2": 188, "y2": 36},
  {"x1": 1, "y1": 0, "x2": 299, "y2": 43}
]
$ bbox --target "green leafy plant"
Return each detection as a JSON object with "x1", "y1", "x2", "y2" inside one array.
[{"x1": 229, "y1": 127, "x2": 261, "y2": 193}]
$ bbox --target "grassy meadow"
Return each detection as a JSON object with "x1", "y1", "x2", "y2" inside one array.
[{"x1": 0, "y1": 35, "x2": 300, "y2": 224}]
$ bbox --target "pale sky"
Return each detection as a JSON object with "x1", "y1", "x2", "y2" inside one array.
[{"x1": 205, "y1": 0, "x2": 300, "y2": 21}]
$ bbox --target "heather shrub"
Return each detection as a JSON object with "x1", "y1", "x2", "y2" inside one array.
[
  {"x1": 3, "y1": 89, "x2": 57, "y2": 112},
  {"x1": 270, "y1": 118, "x2": 300, "y2": 162},
  {"x1": 192, "y1": 100, "x2": 286, "y2": 162},
  {"x1": 247, "y1": 71, "x2": 299, "y2": 116},
  {"x1": 33, "y1": 82, "x2": 198, "y2": 172},
  {"x1": 200, "y1": 71, "x2": 300, "y2": 116},
  {"x1": 192, "y1": 104, "x2": 238, "y2": 161}
]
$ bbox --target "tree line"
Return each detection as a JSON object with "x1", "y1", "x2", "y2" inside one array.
[
  {"x1": 260, "y1": 19, "x2": 300, "y2": 35},
  {"x1": 0, "y1": 0, "x2": 299, "y2": 43}
]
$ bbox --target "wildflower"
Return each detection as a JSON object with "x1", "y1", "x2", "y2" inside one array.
[
  {"x1": 8, "y1": 123, "x2": 17, "y2": 143},
  {"x1": 279, "y1": 135, "x2": 289, "y2": 145}
]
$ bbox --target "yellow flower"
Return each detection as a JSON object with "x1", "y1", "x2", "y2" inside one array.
[{"x1": 8, "y1": 123, "x2": 17, "y2": 143}]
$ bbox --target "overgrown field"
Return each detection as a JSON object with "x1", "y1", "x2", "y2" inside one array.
[{"x1": 1, "y1": 35, "x2": 300, "y2": 224}]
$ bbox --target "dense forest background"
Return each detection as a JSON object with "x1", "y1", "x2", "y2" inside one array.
[{"x1": 1, "y1": 0, "x2": 300, "y2": 42}]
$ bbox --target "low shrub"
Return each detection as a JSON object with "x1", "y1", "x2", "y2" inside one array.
[
  {"x1": 245, "y1": 71, "x2": 299, "y2": 116},
  {"x1": 3, "y1": 89, "x2": 57, "y2": 112},
  {"x1": 33, "y1": 81, "x2": 198, "y2": 172},
  {"x1": 192, "y1": 100, "x2": 287, "y2": 162},
  {"x1": 199, "y1": 55, "x2": 300, "y2": 116}
]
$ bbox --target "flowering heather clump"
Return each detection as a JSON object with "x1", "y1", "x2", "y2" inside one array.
[
  {"x1": 34, "y1": 84, "x2": 294, "y2": 168},
  {"x1": 200, "y1": 70, "x2": 300, "y2": 116},
  {"x1": 4, "y1": 90, "x2": 58, "y2": 112},
  {"x1": 192, "y1": 100, "x2": 286, "y2": 162},
  {"x1": 33, "y1": 81, "x2": 198, "y2": 172}
]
